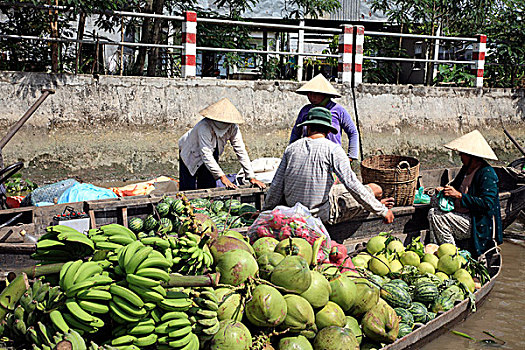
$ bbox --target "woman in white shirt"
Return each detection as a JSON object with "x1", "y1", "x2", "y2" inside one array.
[{"x1": 178, "y1": 98, "x2": 266, "y2": 191}]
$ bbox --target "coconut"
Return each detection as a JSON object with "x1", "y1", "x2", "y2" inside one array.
[
  {"x1": 386, "y1": 240, "x2": 405, "y2": 253},
  {"x1": 424, "y1": 243, "x2": 439, "y2": 255},
  {"x1": 300, "y1": 271, "x2": 331, "y2": 308},
  {"x1": 216, "y1": 249, "x2": 258, "y2": 286},
  {"x1": 361, "y1": 301, "x2": 400, "y2": 344},
  {"x1": 313, "y1": 326, "x2": 359, "y2": 350},
  {"x1": 437, "y1": 254, "x2": 461, "y2": 275},
  {"x1": 245, "y1": 284, "x2": 287, "y2": 327},
  {"x1": 257, "y1": 252, "x2": 285, "y2": 280},
  {"x1": 279, "y1": 335, "x2": 313, "y2": 350},
  {"x1": 366, "y1": 236, "x2": 387, "y2": 255},
  {"x1": 271, "y1": 255, "x2": 312, "y2": 294},
  {"x1": 315, "y1": 301, "x2": 346, "y2": 330},
  {"x1": 437, "y1": 243, "x2": 458, "y2": 258},
  {"x1": 210, "y1": 235, "x2": 255, "y2": 262},
  {"x1": 210, "y1": 320, "x2": 252, "y2": 350},
  {"x1": 329, "y1": 275, "x2": 357, "y2": 312},
  {"x1": 275, "y1": 238, "x2": 313, "y2": 264},
  {"x1": 422, "y1": 253, "x2": 439, "y2": 269},
  {"x1": 349, "y1": 278, "x2": 380, "y2": 317},
  {"x1": 342, "y1": 270, "x2": 362, "y2": 279},
  {"x1": 317, "y1": 264, "x2": 340, "y2": 279},
  {"x1": 368, "y1": 254, "x2": 390, "y2": 276},
  {"x1": 252, "y1": 237, "x2": 279, "y2": 258},
  {"x1": 400, "y1": 251, "x2": 420, "y2": 267},
  {"x1": 215, "y1": 288, "x2": 245, "y2": 321},
  {"x1": 344, "y1": 316, "x2": 362, "y2": 345},
  {"x1": 221, "y1": 230, "x2": 248, "y2": 242},
  {"x1": 281, "y1": 294, "x2": 317, "y2": 333}
]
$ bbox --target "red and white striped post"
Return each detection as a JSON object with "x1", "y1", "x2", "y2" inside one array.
[
  {"x1": 338, "y1": 25, "x2": 353, "y2": 84},
  {"x1": 182, "y1": 11, "x2": 197, "y2": 78},
  {"x1": 471, "y1": 34, "x2": 487, "y2": 88},
  {"x1": 353, "y1": 25, "x2": 365, "y2": 86}
]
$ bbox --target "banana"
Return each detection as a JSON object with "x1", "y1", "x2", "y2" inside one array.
[
  {"x1": 62, "y1": 312, "x2": 92, "y2": 334},
  {"x1": 195, "y1": 298, "x2": 219, "y2": 311},
  {"x1": 151, "y1": 308, "x2": 163, "y2": 323},
  {"x1": 107, "y1": 235, "x2": 135, "y2": 245},
  {"x1": 135, "y1": 267, "x2": 170, "y2": 282},
  {"x1": 126, "y1": 273, "x2": 160, "y2": 288},
  {"x1": 37, "y1": 321, "x2": 52, "y2": 346},
  {"x1": 27, "y1": 326, "x2": 41, "y2": 345},
  {"x1": 63, "y1": 329, "x2": 88, "y2": 350},
  {"x1": 113, "y1": 324, "x2": 128, "y2": 338},
  {"x1": 109, "y1": 284, "x2": 144, "y2": 308},
  {"x1": 128, "y1": 283, "x2": 164, "y2": 303},
  {"x1": 109, "y1": 301, "x2": 142, "y2": 323},
  {"x1": 197, "y1": 317, "x2": 219, "y2": 327},
  {"x1": 133, "y1": 333, "x2": 158, "y2": 347},
  {"x1": 155, "y1": 318, "x2": 192, "y2": 334},
  {"x1": 62, "y1": 260, "x2": 84, "y2": 291},
  {"x1": 160, "y1": 311, "x2": 188, "y2": 322},
  {"x1": 65, "y1": 280, "x2": 98, "y2": 298},
  {"x1": 127, "y1": 319, "x2": 155, "y2": 336},
  {"x1": 201, "y1": 321, "x2": 220, "y2": 335},
  {"x1": 159, "y1": 298, "x2": 193, "y2": 312},
  {"x1": 112, "y1": 296, "x2": 147, "y2": 318},
  {"x1": 90, "y1": 316, "x2": 105, "y2": 328},
  {"x1": 168, "y1": 331, "x2": 194, "y2": 348},
  {"x1": 168, "y1": 325, "x2": 193, "y2": 339},
  {"x1": 180, "y1": 333, "x2": 199, "y2": 350},
  {"x1": 140, "y1": 237, "x2": 170, "y2": 250},
  {"x1": 125, "y1": 246, "x2": 154, "y2": 275},
  {"x1": 143, "y1": 302, "x2": 157, "y2": 310},
  {"x1": 148, "y1": 249, "x2": 166, "y2": 259},
  {"x1": 136, "y1": 256, "x2": 171, "y2": 270},
  {"x1": 166, "y1": 290, "x2": 190, "y2": 299},
  {"x1": 91, "y1": 235, "x2": 109, "y2": 243},
  {"x1": 73, "y1": 262, "x2": 103, "y2": 285},
  {"x1": 14, "y1": 319, "x2": 27, "y2": 336},
  {"x1": 76, "y1": 289, "x2": 112, "y2": 301},
  {"x1": 199, "y1": 291, "x2": 219, "y2": 304},
  {"x1": 65, "y1": 299, "x2": 95, "y2": 323},
  {"x1": 78, "y1": 300, "x2": 110, "y2": 314},
  {"x1": 151, "y1": 284, "x2": 167, "y2": 297},
  {"x1": 121, "y1": 240, "x2": 143, "y2": 267},
  {"x1": 56, "y1": 232, "x2": 95, "y2": 250},
  {"x1": 95, "y1": 259, "x2": 112, "y2": 269},
  {"x1": 196, "y1": 309, "x2": 218, "y2": 319},
  {"x1": 94, "y1": 241, "x2": 124, "y2": 251},
  {"x1": 49, "y1": 310, "x2": 70, "y2": 333},
  {"x1": 13, "y1": 305, "x2": 25, "y2": 321},
  {"x1": 111, "y1": 335, "x2": 137, "y2": 346},
  {"x1": 59, "y1": 261, "x2": 74, "y2": 289},
  {"x1": 100, "y1": 224, "x2": 137, "y2": 241},
  {"x1": 36, "y1": 239, "x2": 66, "y2": 250},
  {"x1": 83, "y1": 274, "x2": 114, "y2": 286}
]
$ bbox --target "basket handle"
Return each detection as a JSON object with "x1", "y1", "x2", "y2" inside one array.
[{"x1": 396, "y1": 161, "x2": 411, "y2": 173}]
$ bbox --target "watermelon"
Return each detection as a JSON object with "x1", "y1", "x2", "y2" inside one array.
[
  {"x1": 413, "y1": 282, "x2": 439, "y2": 304},
  {"x1": 388, "y1": 279, "x2": 410, "y2": 291},
  {"x1": 143, "y1": 215, "x2": 159, "y2": 231},
  {"x1": 238, "y1": 203, "x2": 257, "y2": 216},
  {"x1": 156, "y1": 202, "x2": 170, "y2": 217},
  {"x1": 170, "y1": 199, "x2": 185, "y2": 216},
  {"x1": 224, "y1": 199, "x2": 242, "y2": 214},
  {"x1": 431, "y1": 295, "x2": 455, "y2": 313},
  {"x1": 398, "y1": 323, "x2": 412, "y2": 338},
  {"x1": 137, "y1": 232, "x2": 149, "y2": 240},
  {"x1": 368, "y1": 274, "x2": 386, "y2": 288},
  {"x1": 210, "y1": 201, "x2": 225, "y2": 214},
  {"x1": 425, "y1": 312, "x2": 437, "y2": 322},
  {"x1": 408, "y1": 302, "x2": 428, "y2": 323},
  {"x1": 158, "y1": 218, "x2": 173, "y2": 234},
  {"x1": 380, "y1": 283, "x2": 412, "y2": 309},
  {"x1": 190, "y1": 198, "x2": 209, "y2": 208},
  {"x1": 394, "y1": 307, "x2": 414, "y2": 327},
  {"x1": 128, "y1": 217, "x2": 143, "y2": 233},
  {"x1": 162, "y1": 197, "x2": 176, "y2": 207},
  {"x1": 441, "y1": 285, "x2": 464, "y2": 303}
]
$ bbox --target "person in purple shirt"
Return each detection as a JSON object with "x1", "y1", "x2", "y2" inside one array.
[{"x1": 290, "y1": 74, "x2": 360, "y2": 161}]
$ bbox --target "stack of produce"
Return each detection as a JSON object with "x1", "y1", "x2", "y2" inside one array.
[{"x1": 1, "y1": 198, "x2": 490, "y2": 350}]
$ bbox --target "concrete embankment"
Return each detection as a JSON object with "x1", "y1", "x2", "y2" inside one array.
[{"x1": 0, "y1": 71, "x2": 523, "y2": 185}]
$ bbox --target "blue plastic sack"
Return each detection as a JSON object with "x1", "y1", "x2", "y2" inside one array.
[
  {"x1": 58, "y1": 183, "x2": 118, "y2": 204},
  {"x1": 21, "y1": 179, "x2": 79, "y2": 207},
  {"x1": 413, "y1": 186, "x2": 431, "y2": 204},
  {"x1": 436, "y1": 190, "x2": 455, "y2": 212}
]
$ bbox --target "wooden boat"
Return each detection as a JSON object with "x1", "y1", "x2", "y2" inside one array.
[{"x1": 383, "y1": 246, "x2": 502, "y2": 350}]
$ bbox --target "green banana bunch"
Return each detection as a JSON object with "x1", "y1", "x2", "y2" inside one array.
[
  {"x1": 155, "y1": 305, "x2": 199, "y2": 350},
  {"x1": 169, "y1": 235, "x2": 213, "y2": 275},
  {"x1": 110, "y1": 316, "x2": 158, "y2": 347},
  {"x1": 188, "y1": 287, "x2": 220, "y2": 342},
  {"x1": 30, "y1": 327, "x2": 99, "y2": 350},
  {"x1": 88, "y1": 224, "x2": 137, "y2": 252},
  {"x1": 32, "y1": 225, "x2": 94, "y2": 262}
]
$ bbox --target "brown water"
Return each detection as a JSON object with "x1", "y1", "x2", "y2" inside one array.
[{"x1": 422, "y1": 219, "x2": 525, "y2": 350}]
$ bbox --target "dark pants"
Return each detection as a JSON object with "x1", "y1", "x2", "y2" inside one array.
[{"x1": 179, "y1": 149, "x2": 219, "y2": 191}]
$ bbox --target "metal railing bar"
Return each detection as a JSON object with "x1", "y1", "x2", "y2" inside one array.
[
  {"x1": 197, "y1": 18, "x2": 340, "y2": 33},
  {"x1": 197, "y1": 46, "x2": 339, "y2": 58},
  {"x1": 365, "y1": 30, "x2": 477, "y2": 42},
  {"x1": 364, "y1": 56, "x2": 475, "y2": 64}
]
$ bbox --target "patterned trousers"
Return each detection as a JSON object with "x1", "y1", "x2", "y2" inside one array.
[{"x1": 427, "y1": 195, "x2": 471, "y2": 245}]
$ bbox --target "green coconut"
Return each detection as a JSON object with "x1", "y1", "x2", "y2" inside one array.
[
  {"x1": 210, "y1": 320, "x2": 252, "y2": 350},
  {"x1": 317, "y1": 264, "x2": 340, "y2": 279},
  {"x1": 329, "y1": 275, "x2": 357, "y2": 312},
  {"x1": 279, "y1": 335, "x2": 313, "y2": 350},
  {"x1": 281, "y1": 294, "x2": 317, "y2": 333},
  {"x1": 315, "y1": 301, "x2": 346, "y2": 330},
  {"x1": 257, "y1": 252, "x2": 285, "y2": 280},
  {"x1": 367, "y1": 235, "x2": 388, "y2": 255},
  {"x1": 435, "y1": 271, "x2": 449, "y2": 282},
  {"x1": 343, "y1": 316, "x2": 362, "y2": 345},
  {"x1": 215, "y1": 288, "x2": 245, "y2": 322},
  {"x1": 300, "y1": 271, "x2": 332, "y2": 309},
  {"x1": 349, "y1": 278, "x2": 380, "y2": 318},
  {"x1": 245, "y1": 284, "x2": 287, "y2": 327},
  {"x1": 271, "y1": 255, "x2": 312, "y2": 294},
  {"x1": 275, "y1": 238, "x2": 313, "y2": 264},
  {"x1": 252, "y1": 237, "x2": 279, "y2": 258},
  {"x1": 210, "y1": 235, "x2": 255, "y2": 262},
  {"x1": 313, "y1": 326, "x2": 359, "y2": 350},
  {"x1": 437, "y1": 254, "x2": 462, "y2": 275},
  {"x1": 351, "y1": 255, "x2": 369, "y2": 268},
  {"x1": 368, "y1": 254, "x2": 390, "y2": 276},
  {"x1": 216, "y1": 249, "x2": 258, "y2": 286},
  {"x1": 361, "y1": 300, "x2": 400, "y2": 344},
  {"x1": 418, "y1": 262, "x2": 435, "y2": 274},
  {"x1": 389, "y1": 259, "x2": 403, "y2": 273}
]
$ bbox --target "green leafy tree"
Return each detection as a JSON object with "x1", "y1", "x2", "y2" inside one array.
[{"x1": 284, "y1": 0, "x2": 341, "y2": 19}]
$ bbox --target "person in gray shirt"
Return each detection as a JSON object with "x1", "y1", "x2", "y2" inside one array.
[{"x1": 264, "y1": 107, "x2": 394, "y2": 225}]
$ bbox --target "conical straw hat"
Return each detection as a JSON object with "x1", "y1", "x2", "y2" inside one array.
[
  {"x1": 296, "y1": 74, "x2": 341, "y2": 97},
  {"x1": 444, "y1": 130, "x2": 498, "y2": 161},
  {"x1": 199, "y1": 98, "x2": 245, "y2": 124}
]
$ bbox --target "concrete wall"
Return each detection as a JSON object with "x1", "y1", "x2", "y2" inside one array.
[{"x1": 0, "y1": 71, "x2": 523, "y2": 186}]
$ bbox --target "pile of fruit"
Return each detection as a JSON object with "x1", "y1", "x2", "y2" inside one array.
[{"x1": 0, "y1": 195, "x2": 490, "y2": 350}]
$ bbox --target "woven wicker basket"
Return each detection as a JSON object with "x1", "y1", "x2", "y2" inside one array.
[{"x1": 361, "y1": 155, "x2": 420, "y2": 206}]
